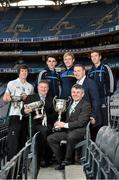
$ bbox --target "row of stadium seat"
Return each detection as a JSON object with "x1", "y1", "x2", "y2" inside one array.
[
  {"x1": 0, "y1": 1, "x2": 118, "y2": 38},
  {"x1": 81, "y1": 115, "x2": 119, "y2": 179}
]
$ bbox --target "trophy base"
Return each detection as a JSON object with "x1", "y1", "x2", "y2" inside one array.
[{"x1": 33, "y1": 114, "x2": 43, "y2": 120}]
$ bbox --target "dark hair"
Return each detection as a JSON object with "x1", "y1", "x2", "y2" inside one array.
[
  {"x1": 46, "y1": 55, "x2": 57, "y2": 61},
  {"x1": 90, "y1": 50, "x2": 101, "y2": 56},
  {"x1": 17, "y1": 64, "x2": 29, "y2": 74},
  {"x1": 72, "y1": 84, "x2": 84, "y2": 91},
  {"x1": 74, "y1": 64, "x2": 85, "y2": 70},
  {"x1": 38, "y1": 80, "x2": 49, "y2": 87}
]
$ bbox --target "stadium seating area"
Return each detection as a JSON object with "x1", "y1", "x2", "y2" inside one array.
[{"x1": 0, "y1": 1, "x2": 118, "y2": 38}]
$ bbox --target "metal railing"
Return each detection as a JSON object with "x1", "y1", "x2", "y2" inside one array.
[
  {"x1": 0, "y1": 124, "x2": 8, "y2": 169},
  {"x1": 0, "y1": 131, "x2": 40, "y2": 179}
]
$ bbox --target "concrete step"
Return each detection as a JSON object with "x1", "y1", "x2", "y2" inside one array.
[
  {"x1": 65, "y1": 165, "x2": 86, "y2": 180},
  {"x1": 37, "y1": 164, "x2": 86, "y2": 179},
  {"x1": 37, "y1": 165, "x2": 64, "y2": 179}
]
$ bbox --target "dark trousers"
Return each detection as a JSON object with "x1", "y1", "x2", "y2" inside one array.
[
  {"x1": 7, "y1": 116, "x2": 28, "y2": 161},
  {"x1": 47, "y1": 129, "x2": 85, "y2": 164},
  {"x1": 7, "y1": 116, "x2": 22, "y2": 161},
  {"x1": 101, "y1": 105, "x2": 108, "y2": 126},
  {"x1": 31, "y1": 121, "x2": 53, "y2": 163},
  {"x1": 100, "y1": 97, "x2": 108, "y2": 126},
  {"x1": 90, "y1": 125, "x2": 101, "y2": 142}
]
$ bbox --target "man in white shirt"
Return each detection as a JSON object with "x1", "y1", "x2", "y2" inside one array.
[
  {"x1": 3, "y1": 64, "x2": 34, "y2": 160},
  {"x1": 47, "y1": 84, "x2": 91, "y2": 170}
]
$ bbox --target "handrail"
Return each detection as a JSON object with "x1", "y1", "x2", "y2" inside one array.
[{"x1": 0, "y1": 131, "x2": 40, "y2": 179}]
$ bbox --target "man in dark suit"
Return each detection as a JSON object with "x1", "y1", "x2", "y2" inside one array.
[
  {"x1": 74, "y1": 64, "x2": 101, "y2": 141},
  {"x1": 22, "y1": 80, "x2": 57, "y2": 167},
  {"x1": 47, "y1": 84, "x2": 91, "y2": 170}
]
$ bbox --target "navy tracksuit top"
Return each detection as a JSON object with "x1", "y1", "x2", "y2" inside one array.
[
  {"x1": 60, "y1": 67, "x2": 76, "y2": 99},
  {"x1": 39, "y1": 68, "x2": 60, "y2": 97},
  {"x1": 88, "y1": 63, "x2": 113, "y2": 99}
]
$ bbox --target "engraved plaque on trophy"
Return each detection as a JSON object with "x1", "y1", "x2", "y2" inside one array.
[{"x1": 11, "y1": 96, "x2": 23, "y2": 109}]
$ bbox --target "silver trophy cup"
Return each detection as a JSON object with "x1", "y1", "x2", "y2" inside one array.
[
  {"x1": 24, "y1": 100, "x2": 44, "y2": 120},
  {"x1": 53, "y1": 96, "x2": 71, "y2": 131},
  {"x1": 11, "y1": 96, "x2": 23, "y2": 108}
]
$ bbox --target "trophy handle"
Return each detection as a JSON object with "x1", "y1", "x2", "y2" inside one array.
[{"x1": 53, "y1": 96, "x2": 57, "y2": 111}]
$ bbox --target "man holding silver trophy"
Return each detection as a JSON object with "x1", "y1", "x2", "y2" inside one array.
[
  {"x1": 52, "y1": 96, "x2": 71, "y2": 132},
  {"x1": 3, "y1": 64, "x2": 34, "y2": 160},
  {"x1": 47, "y1": 84, "x2": 91, "y2": 170},
  {"x1": 22, "y1": 80, "x2": 58, "y2": 167}
]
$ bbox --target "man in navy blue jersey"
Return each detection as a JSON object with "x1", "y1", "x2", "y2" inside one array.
[
  {"x1": 37, "y1": 55, "x2": 60, "y2": 98},
  {"x1": 60, "y1": 52, "x2": 76, "y2": 99},
  {"x1": 88, "y1": 50, "x2": 115, "y2": 126}
]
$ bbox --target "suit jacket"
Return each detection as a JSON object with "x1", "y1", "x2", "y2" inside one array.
[
  {"x1": 82, "y1": 77, "x2": 101, "y2": 126},
  {"x1": 66, "y1": 98, "x2": 91, "y2": 131},
  {"x1": 22, "y1": 93, "x2": 57, "y2": 127}
]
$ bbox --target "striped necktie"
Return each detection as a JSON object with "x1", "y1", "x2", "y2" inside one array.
[{"x1": 69, "y1": 101, "x2": 78, "y2": 115}]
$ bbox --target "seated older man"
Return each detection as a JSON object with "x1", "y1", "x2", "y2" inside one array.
[
  {"x1": 22, "y1": 80, "x2": 57, "y2": 167},
  {"x1": 47, "y1": 84, "x2": 91, "y2": 170}
]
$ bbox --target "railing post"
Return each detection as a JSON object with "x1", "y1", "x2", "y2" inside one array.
[{"x1": 29, "y1": 113, "x2": 32, "y2": 141}]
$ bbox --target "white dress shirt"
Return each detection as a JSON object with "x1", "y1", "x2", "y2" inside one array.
[
  {"x1": 64, "y1": 100, "x2": 79, "y2": 128},
  {"x1": 39, "y1": 94, "x2": 47, "y2": 126},
  {"x1": 76, "y1": 75, "x2": 86, "y2": 85},
  {"x1": 69, "y1": 101, "x2": 79, "y2": 115}
]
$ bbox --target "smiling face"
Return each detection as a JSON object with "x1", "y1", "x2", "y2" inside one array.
[
  {"x1": 74, "y1": 66, "x2": 86, "y2": 80},
  {"x1": 46, "y1": 57, "x2": 57, "y2": 70},
  {"x1": 63, "y1": 53, "x2": 75, "y2": 69},
  {"x1": 90, "y1": 51, "x2": 101, "y2": 67},
  {"x1": 71, "y1": 87, "x2": 84, "y2": 101},
  {"x1": 19, "y1": 68, "x2": 28, "y2": 80},
  {"x1": 38, "y1": 82, "x2": 49, "y2": 96}
]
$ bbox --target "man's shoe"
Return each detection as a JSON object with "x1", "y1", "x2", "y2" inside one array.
[
  {"x1": 61, "y1": 160, "x2": 72, "y2": 166},
  {"x1": 55, "y1": 164, "x2": 64, "y2": 170},
  {"x1": 40, "y1": 160, "x2": 47, "y2": 167}
]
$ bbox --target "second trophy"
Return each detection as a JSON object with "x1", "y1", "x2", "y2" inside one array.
[{"x1": 53, "y1": 96, "x2": 71, "y2": 132}]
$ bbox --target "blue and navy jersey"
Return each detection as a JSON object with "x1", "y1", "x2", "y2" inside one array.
[
  {"x1": 88, "y1": 63, "x2": 115, "y2": 98},
  {"x1": 38, "y1": 68, "x2": 60, "y2": 97},
  {"x1": 60, "y1": 67, "x2": 76, "y2": 99}
]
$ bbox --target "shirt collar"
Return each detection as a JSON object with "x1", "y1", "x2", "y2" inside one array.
[
  {"x1": 73, "y1": 100, "x2": 79, "y2": 105},
  {"x1": 77, "y1": 75, "x2": 86, "y2": 85},
  {"x1": 17, "y1": 78, "x2": 27, "y2": 84},
  {"x1": 39, "y1": 93, "x2": 46, "y2": 100}
]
